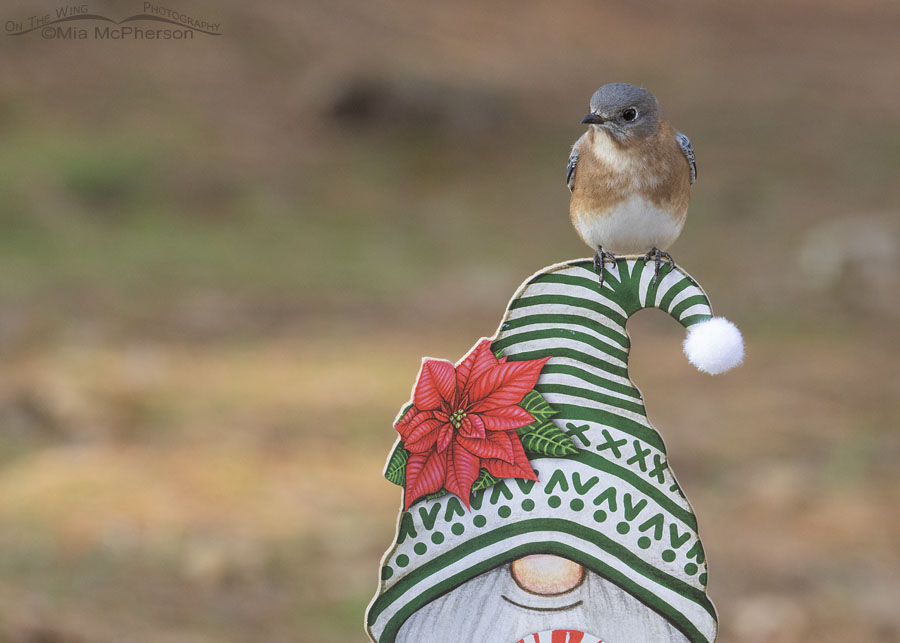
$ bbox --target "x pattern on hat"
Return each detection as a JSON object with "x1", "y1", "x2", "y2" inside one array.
[{"x1": 367, "y1": 259, "x2": 719, "y2": 643}]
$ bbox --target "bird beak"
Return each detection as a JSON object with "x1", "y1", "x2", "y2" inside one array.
[{"x1": 581, "y1": 113, "x2": 605, "y2": 124}]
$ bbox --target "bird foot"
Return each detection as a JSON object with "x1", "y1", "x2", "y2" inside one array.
[
  {"x1": 593, "y1": 247, "x2": 618, "y2": 289},
  {"x1": 642, "y1": 248, "x2": 675, "y2": 285}
]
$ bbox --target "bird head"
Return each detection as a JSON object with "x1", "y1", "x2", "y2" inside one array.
[{"x1": 581, "y1": 83, "x2": 661, "y2": 143}]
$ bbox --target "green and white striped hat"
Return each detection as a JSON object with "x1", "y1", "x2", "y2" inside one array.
[{"x1": 367, "y1": 258, "x2": 743, "y2": 643}]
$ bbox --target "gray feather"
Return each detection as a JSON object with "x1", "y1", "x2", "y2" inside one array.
[
  {"x1": 566, "y1": 147, "x2": 579, "y2": 192},
  {"x1": 675, "y1": 130, "x2": 697, "y2": 184}
]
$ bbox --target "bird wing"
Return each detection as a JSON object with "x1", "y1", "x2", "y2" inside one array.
[
  {"x1": 675, "y1": 130, "x2": 697, "y2": 184},
  {"x1": 566, "y1": 137, "x2": 583, "y2": 192}
]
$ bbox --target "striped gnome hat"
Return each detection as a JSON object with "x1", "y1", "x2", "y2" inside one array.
[{"x1": 367, "y1": 258, "x2": 743, "y2": 643}]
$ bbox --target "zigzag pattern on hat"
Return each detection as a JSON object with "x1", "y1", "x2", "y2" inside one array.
[{"x1": 367, "y1": 258, "x2": 719, "y2": 643}]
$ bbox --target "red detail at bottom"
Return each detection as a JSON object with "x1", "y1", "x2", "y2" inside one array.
[
  {"x1": 552, "y1": 631, "x2": 585, "y2": 643},
  {"x1": 516, "y1": 631, "x2": 599, "y2": 643}
]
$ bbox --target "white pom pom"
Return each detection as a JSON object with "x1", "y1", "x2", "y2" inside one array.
[{"x1": 683, "y1": 317, "x2": 744, "y2": 375}]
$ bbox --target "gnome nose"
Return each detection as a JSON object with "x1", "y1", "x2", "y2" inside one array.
[{"x1": 511, "y1": 554, "x2": 584, "y2": 595}]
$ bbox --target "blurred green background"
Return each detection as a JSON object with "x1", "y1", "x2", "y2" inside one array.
[{"x1": 1, "y1": 1, "x2": 899, "y2": 641}]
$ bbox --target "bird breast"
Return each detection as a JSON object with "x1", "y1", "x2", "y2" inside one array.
[
  {"x1": 569, "y1": 126, "x2": 690, "y2": 254},
  {"x1": 572, "y1": 194, "x2": 685, "y2": 255}
]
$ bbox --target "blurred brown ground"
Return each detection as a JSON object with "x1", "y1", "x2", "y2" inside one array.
[{"x1": 0, "y1": 0, "x2": 899, "y2": 641}]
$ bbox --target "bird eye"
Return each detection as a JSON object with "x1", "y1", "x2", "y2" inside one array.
[{"x1": 622, "y1": 107, "x2": 637, "y2": 122}]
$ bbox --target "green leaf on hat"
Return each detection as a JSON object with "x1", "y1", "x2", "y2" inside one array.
[
  {"x1": 385, "y1": 442, "x2": 409, "y2": 486},
  {"x1": 518, "y1": 419, "x2": 579, "y2": 457},
  {"x1": 518, "y1": 389, "x2": 557, "y2": 425},
  {"x1": 513, "y1": 387, "x2": 577, "y2": 457},
  {"x1": 471, "y1": 468, "x2": 501, "y2": 493}
]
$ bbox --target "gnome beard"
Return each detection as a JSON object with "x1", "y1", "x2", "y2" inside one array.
[{"x1": 396, "y1": 558, "x2": 689, "y2": 643}]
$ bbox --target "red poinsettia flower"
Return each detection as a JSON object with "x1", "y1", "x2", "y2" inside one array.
[{"x1": 395, "y1": 338, "x2": 550, "y2": 510}]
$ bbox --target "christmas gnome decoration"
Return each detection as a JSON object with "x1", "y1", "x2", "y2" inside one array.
[{"x1": 366, "y1": 257, "x2": 744, "y2": 643}]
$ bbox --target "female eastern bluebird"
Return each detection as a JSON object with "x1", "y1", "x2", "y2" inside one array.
[{"x1": 566, "y1": 83, "x2": 696, "y2": 286}]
